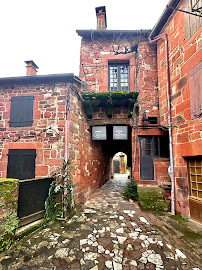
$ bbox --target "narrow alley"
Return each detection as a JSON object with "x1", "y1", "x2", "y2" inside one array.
[{"x1": 0, "y1": 174, "x2": 201, "y2": 270}]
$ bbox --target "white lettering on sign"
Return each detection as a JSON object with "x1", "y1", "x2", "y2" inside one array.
[{"x1": 113, "y1": 126, "x2": 128, "y2": 140}]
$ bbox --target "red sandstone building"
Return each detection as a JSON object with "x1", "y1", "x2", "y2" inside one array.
[
  {"x1": 0, "y1": 0, "x2": 201, "y2": 223},
  {"x1": 150, "y1": 0, "x2": 202, "y2": 222}
]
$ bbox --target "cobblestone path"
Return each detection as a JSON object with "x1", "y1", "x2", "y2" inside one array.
[{"x1": 0, "y1": 174, "x2": 201, "y2": 270}]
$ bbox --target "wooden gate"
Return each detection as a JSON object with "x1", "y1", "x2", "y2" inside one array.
[{"x1": 17, "y1": 177, "x2": 53, "y2": 227}]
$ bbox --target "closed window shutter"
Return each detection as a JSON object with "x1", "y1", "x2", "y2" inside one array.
[
  {"x1": 21, "y1": 96, "x2": 34, "y2": 126},
  {"x1": 7, "y1": 149, "x2": 36, "y2": 180},
  {"x1": 189, "y1": 61, "x2": 202, "y2": 119},
  {"x1": 184, "y1": 0, "x2": 202, "y2": 42},
  {"x1": 9, "y1": 98, "x2": 22, "y2": 127},
  {"x1": 9, "y1": 96, "x2": 34, "y2": 127}
]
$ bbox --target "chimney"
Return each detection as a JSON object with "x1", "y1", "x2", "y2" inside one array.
[
  {"x1": 95, "y1": 6, "x2": 107, "y2": 30},
  {"x1": 25, "y1": 60, "x2": 39, "y2": 76}
]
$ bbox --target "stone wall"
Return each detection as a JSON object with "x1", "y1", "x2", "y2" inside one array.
[
  {"x1": 0, "y1": 82, "x2": 70, "y2": 178},
  {"x1": 79, "y1": 35, "x2": 160, "y2": 183},
  {"x1": 154, "y1": 158, "x2": 170, "y2": 186},
  {"x1": 69, "y1": 90, "x2": 111, "y2": 205},
  {"x1": 79, "y1": 37, "x2": 159, "y2": 125},
  {"x1": 156, "y1": 0, "x2": 202, "y2": 216}
]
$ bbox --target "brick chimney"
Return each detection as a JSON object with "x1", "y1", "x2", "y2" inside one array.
[
  {"x1": 25, "y1": 60, "x2": 39, "y2": 76},
  {"x1": 95, "y1": 6, "x2": 107, "y2": 30}
]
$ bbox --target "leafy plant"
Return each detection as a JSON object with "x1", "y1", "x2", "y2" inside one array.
[
  {"x1": 45, "y1": 160, "x2": 74, "y2": 221},
  {"x1": 0, "y1": 211, "x2": 18, "y2": 251},
  {"x1": 122, "y1": 180, "x2": 138, "y2": 201}
]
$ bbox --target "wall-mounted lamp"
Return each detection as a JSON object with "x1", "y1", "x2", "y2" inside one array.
[{"x1": 142, "y1": 111, "x2": 148, "y2": 126}]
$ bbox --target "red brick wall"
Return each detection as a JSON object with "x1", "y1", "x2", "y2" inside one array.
[
  {"x1": 0, "y1": 82, "x2": 112, "y2": 205},
  {"x1": 156, "y1": 0, "x2": 202, "y2": 216},
  {"x1": 69, "y1": 91, "x2": 111, "y2": 205},
  {"x1": 154, "y1": 158, "x2": 170, "y2": 185},
  {"x1": 0, "y1": 83, "x2": 70, "y2": 178},
  {"x1": 79, "y1": 35, "x2": 160, "y2": 183}
]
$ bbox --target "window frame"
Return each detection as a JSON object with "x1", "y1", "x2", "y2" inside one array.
[
  {"x1": 9, "y1": 96, "x2": 34, "y2": 127},
  {"x1": 187, "y1": 157, "x2": 202, "y2": 200},
  {"x1": 108, "y1": 62, "x2": 130, "y2": 92}
]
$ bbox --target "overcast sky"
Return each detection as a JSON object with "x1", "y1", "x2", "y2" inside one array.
[{"x1": 0, "y1": 0, "x2": 169, "y2": 78}]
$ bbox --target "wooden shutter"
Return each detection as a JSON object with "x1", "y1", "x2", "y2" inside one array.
[
  {"x1": 9, "y1": 96, "x2": 34, "y2": 127},
  {"x1": 21, "y1": 96, "x2": 34, "y2": 126},
  {"x1": 189, "y1": 61, "x2": 202, "y2": 119},
  {"x1": 9, "y1": 98, "x2": 22, "y2": 127},
  {"x1": 184, "y1": 0, "x2": 202, "y2": 42},
  {"x1": 7, "y1": 149, "x2": 36, "y2": 180}
]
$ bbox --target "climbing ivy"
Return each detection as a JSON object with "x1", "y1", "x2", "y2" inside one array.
[
  {"x1": 82, "y1": 91, "x2": 139, "y2": 102},
  {"x1": 45, "y1": 160, "x2": 74, "y2": 221},
  {"x1": 82, "y1": 91, "x2": 139, "y2": 118},
  {"x1": 106, "y1": 96, "x2": 113, "y2": 118}
]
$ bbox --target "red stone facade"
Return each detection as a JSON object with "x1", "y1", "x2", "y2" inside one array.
[
  {"x1": 152, "y1": 0, "x2": 202, "y2": 218},
  {"x1": 0, "y1": 78, "x2": 111, "y2": 206},
  {"x1": 0, "y1": 82, "x2": 68, "y2": 178},
  {"x1": 0, "y1": 1, "x2": 201, "y2": 221},
  {"x1": 77, "y1": 30, "x2": 168, "y2": 185},
  {"x1": 68, "y1": 90, "x2": 111, "y2": 204}
]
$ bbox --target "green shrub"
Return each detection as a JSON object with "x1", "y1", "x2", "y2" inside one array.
[
  {"x1": 123, "y1": 180, "x2": 138, "y2": 201},
  {"x1": 0, "y1": 212, "x2": 18, "y2": 251}
]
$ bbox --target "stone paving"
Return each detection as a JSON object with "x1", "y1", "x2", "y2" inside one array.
[{"x1": 0, "y1": 174, "x2": 202, "y2": 270}]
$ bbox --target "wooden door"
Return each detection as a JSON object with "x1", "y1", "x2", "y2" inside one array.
[
  {"x1": 187, "y1": 157, "x2": 202, "y2": 223},
  {"x1": 139, "y1": 136, "x2": 154, "y2": 180}
]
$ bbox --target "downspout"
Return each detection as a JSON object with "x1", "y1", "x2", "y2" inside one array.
[
  {"x1": 65, "y1": 86, "x2": 70, "y2": 162},
  {"x1": 64, "y1": 85, "x2": 74, "y2": 211},
  {"x1": 132, "y1": 47, "x2": 140, "y2": 180},
  {"x1": 149, "y1": 33, "x2": 175, "y2": 215}
]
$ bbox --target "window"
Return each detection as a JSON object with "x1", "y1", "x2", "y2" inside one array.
[
  {"x1": 108, "y1": 63, "x2": 129, "y2": 92},
  {"x1": 7, "y1": 149, "x2": 36, "y2": 180},
  {"x1": 9, "y1": 96, "x2": 34, "y2": 127},
  {"x1": 184, "y1": 0, "x2": 202, "y2": 42},
  {"x1": 189, "y1": 61, "x2": 202, "y2": 119},
  {"x1": 187, "y1": 157, "x2": 202, "y2": 199},
  {"x1": 148, "y1": 117, "x2": 158, "y2": 125}
]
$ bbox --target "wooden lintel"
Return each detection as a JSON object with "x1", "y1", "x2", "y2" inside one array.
[{"x1": 87, "y1": 118, "x2": 133, "y2": 126}]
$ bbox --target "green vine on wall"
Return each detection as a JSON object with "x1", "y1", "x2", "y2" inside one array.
[
  {"x1": 45, "y1": 160, "x2": 74, "y2": 221},
  {"x1": 82, "y1": 91, "x2": 139, "y2": 118}
]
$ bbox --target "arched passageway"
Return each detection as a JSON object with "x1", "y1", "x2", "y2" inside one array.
[{"x1": 95, "y1": 125, "x2": 132, "y2": 180}]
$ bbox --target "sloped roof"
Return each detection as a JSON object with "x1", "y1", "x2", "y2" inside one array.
[
  {"x1": 0, "y1": 73, "x2": 84, "y2": 87},
  {"x1": 76, "y1": 29, "x2": 151, "y2": 39},
  {"x1": 149, "y1": 0, "x2": 181, "y2": 39}
]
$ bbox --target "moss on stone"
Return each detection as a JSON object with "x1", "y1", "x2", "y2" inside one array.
[
  {"x1": 0, "y1": 178, "x2": 19, "y2": 206},
  {"x1": 82, "y1": 91, "x2": 139, "y2": 101},
  {"x1": 138, "y1": 186, "x2": 170, "y2": 212},
  {"x1": 82, "y1": 91, "x2": 139, "y2": 118}
]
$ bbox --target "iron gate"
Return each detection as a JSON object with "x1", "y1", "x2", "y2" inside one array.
[{"x1": 17, "y1": 177, "x2": 53, "y2": 227}]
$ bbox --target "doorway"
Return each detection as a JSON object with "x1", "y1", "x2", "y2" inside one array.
[{"x1": 139, "y1": 135, "x2": 169, "y2": 180}]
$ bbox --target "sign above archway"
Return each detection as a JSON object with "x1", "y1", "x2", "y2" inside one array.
[
  {"x1": 92, "y1": 126, "x2": 107, "y2": 140},
  {"x1": 113, "y1": 126, "x2": 128, "y2": 140}
]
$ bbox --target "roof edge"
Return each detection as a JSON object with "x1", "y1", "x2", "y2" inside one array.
[
  {"x1": 149, "y1": 0, "x2": 181, "y2": 39},
  {"x1": 0, "y1": 73, "x2": 85, "y2": 86},
  {"x1": 76, "y1": 29, "x2": 152, "y2": 38}
]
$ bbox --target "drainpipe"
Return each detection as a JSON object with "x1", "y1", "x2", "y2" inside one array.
[
  {"x1": 65, "y1": 87, "x2": 70, "y2": 162},
  {"x1": 149, "y1": 33, "x2": 175, "y2": 215}
]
